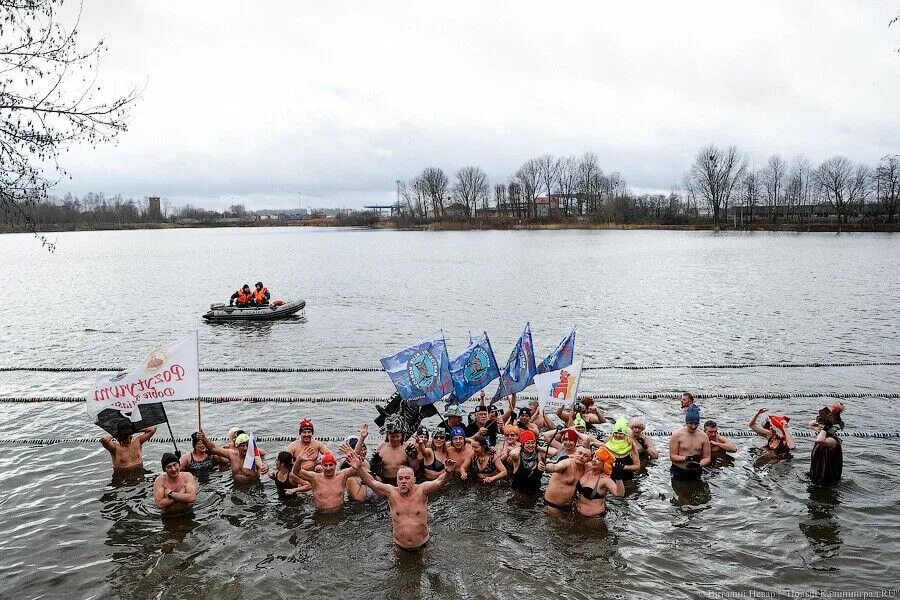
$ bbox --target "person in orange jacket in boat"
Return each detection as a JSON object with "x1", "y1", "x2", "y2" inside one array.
[
  {"x1": 230, "y1": 284, "x2": 253, "y2": 307},
  {"x1": 250, "y1": 281, "x2": 270, "y2": 306}
]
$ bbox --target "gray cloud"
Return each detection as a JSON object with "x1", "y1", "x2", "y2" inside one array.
[{"x1": 52, "y1": 0, "x2": 900, "y2": 210}]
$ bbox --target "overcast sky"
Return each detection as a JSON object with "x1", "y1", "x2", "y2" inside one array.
[{"x1": 55, "y1": 1, "x2": 900, "y2": 210}]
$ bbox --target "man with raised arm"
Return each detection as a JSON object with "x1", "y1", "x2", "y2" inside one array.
[
  {"x1": 100, "y1": 425, "x2": 157, "y2": 471},
  {"x1": 347, "y1": 449, "x2": 456, "y2": 551},
  {"x1": 200, "y1": 431, "x2": 268, "y2": 485},
  {"x1": 292, "y1": 451, "x2": 358, "y2": 513}
]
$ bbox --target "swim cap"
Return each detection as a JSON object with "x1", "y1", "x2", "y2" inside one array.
[
  {"x1": 519, "y1": 430, "x2": 536, "y2": 444},
  {"x1": 613, "y1": 417, "x2": 630, "y2": 434},
  {"x1": 321, "y1": 451, "x2": 337, "y2": 466},
  {"x1": 228, "y1": 427, "x2": 240, "y2": 438},
  {"x1": 444, "y1": 405, "x2": 465, "y2": 418},
  {"x1": 235, "y1": 433, "x2": 250, "y2": 446},
  {"x1": 518, "y1": 406, "x2": 532, "y2": 417},
  {"x1": 161, "y1": 452, "x2": 179, "y2": 468},
  {"x1": 573, "y1": 414, "x2": 587, "y2": 429},
  {"x1": 345, "y1": 435, "x2": 359, "y2": 449},
  {"x1": 503, "y1": 424, "x2": 520, "y2": 436},
  {"x1": 594, "y1": 447, "x2": 614, "y2": 476},
  {"x1": 299, "y1": 419, "x2": 314, "y2": 432},
  {"x1": 561, "y1": 428, "x2": 578, "y2": 442},
  {"x1": 450, "y1": 426, "x2": 466, "y2": 439},
  {"x1": 685, "y1": 405, "x2": 701, "y2": 424},
  {"x1": 830, "y1": 403, "x2": 845, "y2": 414},
  {"x1": 416, "y1": 425, "x2": 430, "y2": 437},
  {"x1": 768, "y1": 415, "x2": 788, "y2": 438}
]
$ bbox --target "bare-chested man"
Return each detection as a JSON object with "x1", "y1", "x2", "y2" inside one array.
[
  {"x1": 347, "y1": 450, "x2": 456, "y2": 551},
  {"x1": 286, "y1": 419, "x2": 330, "y2": 471},
  {"x1": 153, "y1": 453, "x2": 197, "y2": 515},
  {"x1": 292, "y1": 451, "x2": 357, "y2": 513},
  {"x1": 446, "y1": 426, "x2": 474, "y2": 479},
  {"x1": 372, "y1": 422, "x2": 409, "y2": 483},
  {"x1": 100, "y1": 425, "x2": 157, "y2": 471},
  {"x1": 540, "y1": 445, "x2": 591, "y2": 514},
  {"x1": 704, "y1": 420, "x2": 737, "y2": 457},
  {"x1": 669, "y1": 405, "x2": 711, "y2": 481},
  {"x1": 201, "y1": 432, "x2": 268, "y2": 485}
]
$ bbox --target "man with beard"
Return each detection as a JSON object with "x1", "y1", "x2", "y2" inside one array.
[
  {"x1": 153, "y1": 452, "x2": 197, "y2": 515},
  {"x1": 200, "y1": 432, "x2": 268, "y2": 485},
  {"x1": 292, "y1": 451, "x2": 358, "y2": 513},
  {"x1": 100, "y1": 425, "x2": 157, "y2": 471},
  {"x1": 372, "y1": 420, "x2": 409, "y2": 484},
  {"x1": 346, "y1": 450, "x2": 456, "y2": 551},
  {"x1": 669, "y1": 405, "x2": 711, "y2": 481}
]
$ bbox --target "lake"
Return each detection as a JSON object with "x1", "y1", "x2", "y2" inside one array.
[{"x1": 0, "y1": 227, "x2": 897, "y2": 599}]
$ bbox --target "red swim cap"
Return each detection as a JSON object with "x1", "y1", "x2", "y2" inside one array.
[
  {"x1": 321, "y1": 451, "x2": 336, "y2": 466},
  {"x1": 830, "y1": 403, "x2": 845, "y2": 414},
  {"x1": 519, "y1": 430, "x2": 536, "y2": 444},
  {"x1": 561, "y1": 429, "x2": 579, "y2": 442},
  {"x1": 299, "y1": 419, "x2": 314, "y2": 432}
]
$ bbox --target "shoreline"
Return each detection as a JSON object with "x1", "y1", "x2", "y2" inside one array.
[{"x1": 2, "y1": 218, "x2": 898, "y2": 234}]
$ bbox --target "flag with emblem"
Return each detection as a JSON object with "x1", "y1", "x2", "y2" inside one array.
[
  {"x1": 493, "y1": 323, "x2": 537, "y2": 400},
  {"x1": 450, "y1": 332, "x2": 500, "y2": 402},
  {"x1": 537, "y1": 327, "x2": 576, "y2": 374},
  {"x1": 380, "y1": 331, "x2": 453, "y2": 406}
]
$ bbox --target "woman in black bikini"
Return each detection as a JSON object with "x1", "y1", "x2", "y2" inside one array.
[
  {"x1": 179, "y1": 431, "x2": 216, "y2": 476},
  {"x1": 468, "y1": 436, "x2": 507, "y2": 484},
  {"x1": 575, "y1": 449, "x2": 624, "y2": 517},
  {"x1": 269, "y1": 451, "x2": 303, "y2": 498}
]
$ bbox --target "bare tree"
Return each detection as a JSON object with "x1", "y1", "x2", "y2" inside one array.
[
  {"x1": 535, "y1": 154, "x2": 560, "y2": 206},
  {"x1": 493, "y1": 184, "x2": 506, "y2": 214},
  {"x1": 556, "y1": 155, "x2": 579, "y2": 216},
  {"x1": 506, "y1": 182, "x2": 522, "y2": 218},
  {"x1": 418, "y1": 167, "x2": 449, "y2": 218},
  {"x1": 515, "y1": 159, "x2": 541, "y2": 219},
  {"x1": 739, "y1": 167, "x2": 761, "y2": 227},
  {"x1": 1, "y1": 0, "x2": 140, "y2": 249},
  {"x1": 786, "y1": 155, "x2": 813, "y2": 224},
  {"x1": 228, "y1": 204, "x2": 247, "y2": 218},
  {"x1": 687, "y1": 145, "x2": 746, "y2": 227},
  {"x1": 761, "y1": 154, "x2": 786, "y2": 223},
  {"x1": 815, "y1": 156, "x2": 869, "y2": 225},
  {"x1": 875, "y1": 155, "x2": 900, "y2": 223},
  {"x1": 453, "y1": 166, "x2": 489, "y2": 218},
  {"x1": 577, "y1": 152, "x2": 602, "y2": 215}
]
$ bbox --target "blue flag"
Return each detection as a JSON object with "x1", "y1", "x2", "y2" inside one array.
[
  {"x1": 450, "y1": 332, "x2": 500, "y2": 402},
  {"x1": 537, "y1": 327, "x2": 576, "y2": 374},
  {"x1": 380, "y1": 331, "x2": 453, "y2": 406},
  {"x1": 493, "y1": 323, "x2": 538, "y2": 400}
]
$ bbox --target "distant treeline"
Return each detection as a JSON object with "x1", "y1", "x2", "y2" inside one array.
[
  {"x1": 0, "y1": 193, "x2": 252, "y2": 229},
  {"x1": 395, "y1": 148, "x2": 900, "y2": 228}
]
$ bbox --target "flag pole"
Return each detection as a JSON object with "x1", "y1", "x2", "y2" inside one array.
[
  {"x1": 160, "y1": 403, "x2": 180, "y2": 457},
  {"x1": 197, "y1": 399, "x2": 202, "y2": 432}
]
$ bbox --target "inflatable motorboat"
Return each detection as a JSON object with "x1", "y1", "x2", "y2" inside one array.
[{"x1": 203, "y1": 299, "x2": 306, "y2": 321}]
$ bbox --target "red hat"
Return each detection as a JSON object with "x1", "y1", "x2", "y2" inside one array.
[
  {"x1": 519, "y1": 430, "x2": 536, "y2": 444},
  {"x1": 299, "y1": 419, "x2": 314, "y2": 432},
  {"x1": 830, "y1": 403, "x2": 845, "y2": 414},
  {"x1": 321, "y1": 451, "x2": 336, "y2": 466},
  {"x1": 768, "y1": 415, "x2": 789, "y2": 437},
  {"x1": 561, "y1": 428, "x2": 579, "y2": 442}
]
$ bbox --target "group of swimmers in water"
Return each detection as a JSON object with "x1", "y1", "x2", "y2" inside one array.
[{"x1": 100, "y1": 391, "x2": 847, "y2": 551}]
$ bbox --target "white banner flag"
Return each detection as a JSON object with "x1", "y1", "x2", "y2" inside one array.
[
  {"x1": 85, "y1": 332, "x2": 200, "y2": 422},
  {"x1": 533, "y1": 359, "x2": 583, "y2": 413}
]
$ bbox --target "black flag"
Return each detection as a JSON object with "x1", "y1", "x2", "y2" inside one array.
[{"x1": 95, "y1": 402, "x2": 168, "y2": 436}]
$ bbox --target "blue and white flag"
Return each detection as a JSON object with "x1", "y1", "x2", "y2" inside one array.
[
  {"x1": 380, "y1": 331, "x2": 453, "y2": 406},
  {"x1": 450, "y1": 332, "x2": 500, "y2": 402},
  {"x1": 493, "y1": 323, "x2": 538, "y2": 400},
  {"x1": 537, "y1": 327, "x2": 576, "y2": 374}
]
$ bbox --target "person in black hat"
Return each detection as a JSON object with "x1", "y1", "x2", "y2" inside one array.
[{"x1": 153, "y1": 452, "x2": 197, "y2": 515}]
